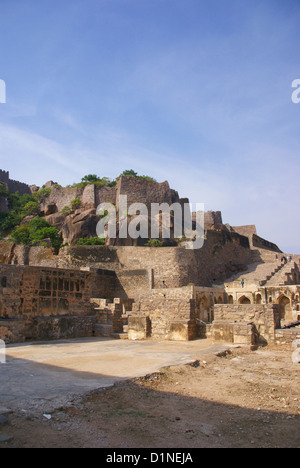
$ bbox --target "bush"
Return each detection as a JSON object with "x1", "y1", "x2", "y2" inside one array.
[
  {"x1": 32, "y1": 187, "x2": 52, "y2": 202},
  {"x1": 10, "y1": 218, "x2": 62, "y2": 252},
  {"x1": 22, "y1": 201, "x2": 40, "y2": 217},
  {"x1": 0, "y1": 183, "x2": 8, "y2": 197},
  {"x1": 10, "y1": 225, "x2": 31, "y2": 245},
  {"x1": 145, "y1": 239, "x2": 163, "y2": 247},
  {"x1": 77, "y1": 237, "x2": 105, "y2": 246},
  {"x1": 31, "y1": 227, "x2": 62, "y2": 252},
  {"x1": 61, "y1": 206, "x2": 72, "y2": 216},
  {"x1": 117, "y1": 169, "x2": 156, "y2": 182},
  {"x1": 71, "y1": 198, "x2": 82, "y2": 209},
  {"x1": 0, "y1": 192, "x2": 38, "y2": 233}
]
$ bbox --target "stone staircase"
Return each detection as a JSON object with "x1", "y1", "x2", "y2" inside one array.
[
  {"x1": 225, "y1": 249, "x2": 300, "y2": 287},
  {"x1": 226, "y1": 261, "x2": 284, "y2": 286},
  {"x1": 265, "y1": 262, "x2": 298, "y2": 286},
  {"x1": 90, "y1": 298, "x2": 131, "y2": 339}
]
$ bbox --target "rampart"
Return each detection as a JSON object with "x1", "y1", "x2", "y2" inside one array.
[
  {"x1": 0, "y1": 170, "x2": 31, "y2": 195},
  {"x1": 0, "y1": 264, "x2": 117, "y2": 343}
]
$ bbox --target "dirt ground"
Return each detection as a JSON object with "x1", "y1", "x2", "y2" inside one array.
[{"x1": 1, "y1": 344, "x2": 299, "y2": 448}]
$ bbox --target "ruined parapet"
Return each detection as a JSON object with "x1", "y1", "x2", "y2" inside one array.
[
  {"x1": 0, "y1": 170, "x2": 31, "y2": 195},
  {"x1": 232, "y1": 224, "x2": 281, "y2": 253},
  {"x1": 203, "y1": 211, "x2": 224, "y2": 230},
  {"x1": 212, "y1": 303, "x2": 280, "y2": 345},
  {"x1": 129, "y1": 295, "x2": 197, "y2": 341},
  {"x1": 90, "y1": 297, "x2": 126, "y2": 336}
]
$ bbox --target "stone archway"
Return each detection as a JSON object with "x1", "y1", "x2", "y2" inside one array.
[
  {"x1": 200, "y1": 296, "x2": 210, "y2": 322},
  {"x1": 256, "y1": 294, "x2": 262, "y2": 304},
  {"x1": 228, "y1": 295, "x2": 234, "y2": 304},
  {"x1": 278, "y1": 295, "x2": 291, "y2": 320},
  {"x1": 239, "y1": 295, "x2": 251, "y2": 305}
]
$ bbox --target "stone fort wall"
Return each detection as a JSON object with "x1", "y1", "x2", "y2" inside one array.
[
  {"x1": 0, "y1": 264, "x2": 117, "y2": 343},
  {"x1": 0, "y1": 170, "x2": 31, "y2": 195}
]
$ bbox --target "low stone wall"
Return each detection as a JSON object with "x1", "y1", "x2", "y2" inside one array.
[
  {"x1": 275, "y1": 328, "x2": 300, "y2": 344},
  {"x1": 129, "y1": 294, "x2": 197, "y2": 341},
  {"x1": 212, "y1": 304, "x2": 280, "y2": 345}
]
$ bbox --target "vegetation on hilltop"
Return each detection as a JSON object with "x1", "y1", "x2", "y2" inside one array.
[
  {"x1": 0, "y1": 170, "x2": 157, "y2": 250},
  {"x1": 67, "y1": 170, "x2": 156, "y2": 189}
]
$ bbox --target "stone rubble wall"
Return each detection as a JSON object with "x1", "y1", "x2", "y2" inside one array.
[
  {"x1": 212, "y1": 303, "x2": 280, "y2": 345},
  {"x1": 0, "y1": 264, "x2": 116, "y2": 343}
]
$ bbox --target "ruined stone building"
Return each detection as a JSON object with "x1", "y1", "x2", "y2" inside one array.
[{"x1": 0, "y1": 171, "x2": 299, "y2": 347}]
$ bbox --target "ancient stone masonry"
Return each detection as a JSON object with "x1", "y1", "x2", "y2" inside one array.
[
  {"x1": 0, "y1": 171, "x2": 299, "y2": 344},
  {"x1": 0, "y1": 170, "x2": 31, "y2": 196},
  {"x1": 212, "y1": 304, "x2": 280, "y2": 345},
  {"x1": 129, "y1": 289, "x2": 197, "y2": 341},
  {"x1": 0, "y1": 264, "x2": 116, "y2": 343}
]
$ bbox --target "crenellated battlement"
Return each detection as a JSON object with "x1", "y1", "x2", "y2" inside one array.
[{"x1": 0, "y1": 169, "x2": 31, "y2": 195}]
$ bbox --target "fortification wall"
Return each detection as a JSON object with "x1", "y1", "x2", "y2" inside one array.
[
  {"x1": 193, "y1": 230, "x2": 252, "y2": 285},
  {"x1": 252, "y1": 234, "x2": 282, "y2": 253},
  {"x1": 0, "y1": 195, "x2": 8, "y2": 212},
  {"x1": 40, "y1": 185, "x2": 84, "y2": 212},
  {"x1": 0, "y1": 264, "x2": 117, "y2": 343},
  {"x1": 204, "y1": 211, "x2": 223, "y2": 229},
  {"x1": 0, "y1": 170, "x2": 31, "y2": 195},
  {"x1": 117, "y1": 175, "x2": 181, "y2": 209},
  {"x1": 232, "y1": 225, "x2": 257, "y2": 238}
]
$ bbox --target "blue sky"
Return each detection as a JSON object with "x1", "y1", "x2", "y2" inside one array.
[{"x1": 0, "y1": 0, "x2": 299, "y2": 252}]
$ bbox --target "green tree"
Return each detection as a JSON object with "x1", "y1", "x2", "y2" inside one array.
[
  {"x1": 11, "y1": 218, "x2": 62, "y2": 252},
  {"x1": 81, "y1": 174, "x2": 101, "y2": 184},
  {"x1": 32, "y1": 187, "x2": 52, "y2": 202},
  {"x1": 120, "y1": 169, "x2": 138, "y2": 177},
  {"x1": 0, "y1": 183, "x2": 8, "y2": 197},
  {"x1": 10, "y1": 225, "x2": 31, "y2": 245},
  {"x1": 22, "y1": 201, "x2": 40, "y2": 217}
]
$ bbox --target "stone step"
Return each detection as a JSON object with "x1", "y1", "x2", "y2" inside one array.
[
  {"x1": 94, "y1": 324, "x2": 113, "y2": 337},
  {"x1": 111, "y1": 332, "x2": 128, "y2": 340}
]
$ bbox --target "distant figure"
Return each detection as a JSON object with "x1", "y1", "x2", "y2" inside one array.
[
  {"x1": 162, "y1": 280, "x2": 167, "y2": 289},
  {"x1": 241, "y1": 279, "x2": 245, "y2": 288},
  {"x1": 289, "y1": 256, "x2": 293, "y2": 262}
]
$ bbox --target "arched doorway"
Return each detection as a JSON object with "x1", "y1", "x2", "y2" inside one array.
[
  {"x1": 278, "y1": 295, "x2": 291, "y2": 320},
  {"x1": 200, "y1": 296, "x2": 210, "y2": 322},
  {"x1": 256, "y1": 294, "x2": 262, "y2": 304},
  {"x1": 228, "y1": 295, "x2": 234, "y2": 304},
  {"x1": 239, "y1": 295, "x2": 251, "y2": 305}
]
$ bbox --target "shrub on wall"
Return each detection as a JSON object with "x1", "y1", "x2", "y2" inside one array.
[
  {"x1": 76, "y1": 237, "x2": 105, "y2": 246},
  {"x1": 145, "y1": 239, "x2": 163, "y2": 247},
  {"x1": 70, "y1": 198, "x2": 82, "y2": 209}
]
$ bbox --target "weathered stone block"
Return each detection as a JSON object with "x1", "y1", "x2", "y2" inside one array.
[{"x1": 128, "y1": 316, "x2": 151, "y2": 340}]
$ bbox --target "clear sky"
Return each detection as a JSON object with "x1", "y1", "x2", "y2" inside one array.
[{"x1": 0, "y1": 0, "x2": 299, "y2": 253}]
